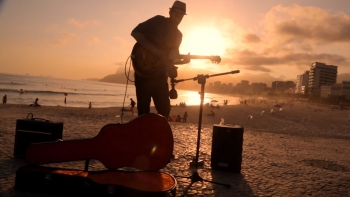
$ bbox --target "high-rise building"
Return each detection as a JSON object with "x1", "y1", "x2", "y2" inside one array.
[
  {"x1": 241, "y1": 80, "x2": 249, "y2": 86},
  {"x1": 272, "y1": 81, "x2": 295, "y2": 94},
  {"x1": 295, "y1": 71, "x2": 309, "y2": 94},
  {"x1": 320, "y1": 81, "x2": 350, "y2": 99},
  {"x1": 341, "y1": 81, "x2": 350, "y2": 99},
  {"x1": 308, "y1": 62, "x2": 337, "y2": 96}
]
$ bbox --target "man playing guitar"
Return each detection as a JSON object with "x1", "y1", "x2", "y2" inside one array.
[{"x1": 131, "y1": 1, "x2": 190, "y2": 119}]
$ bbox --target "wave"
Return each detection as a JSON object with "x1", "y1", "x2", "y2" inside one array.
[
  {"x1": 0, "y1": 82, "x2": 26, "y2": 85},
  {"x1": 0, "y1": 88, "x2": 126, "y2": 97}
]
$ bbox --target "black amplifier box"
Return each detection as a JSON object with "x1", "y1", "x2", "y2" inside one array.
[
  {"x1": 14, "y1": 119, "x2": 63, "y2": 157},
  {"x1": 211, "y1": 124, "x2": 244, "y2": 173}
]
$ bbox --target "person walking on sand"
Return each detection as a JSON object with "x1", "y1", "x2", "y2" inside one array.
[
  {"x1": 89, "y1": 102, "x2": 92, "y2": 109},
  {"x1": 2, "y1": 95, "x2": 7, "y2": 104},
  {"x1": 183, "y1": 111, "x2": 188, "y2": 123},
  {"x1": 129, "y1": 98, "x2": 136, "y2": 115}
]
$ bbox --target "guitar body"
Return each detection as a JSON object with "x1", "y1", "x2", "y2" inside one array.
[
  {"x1": 16, "y1": 165, "x2": 177, "y2": 197},
  {"x1": 26, "y1": 113, "x2": 174, "y2": 171},
  {"x1": 131, "y1": 43, "x2": 166, "y2": 77},
  {"x1": 131, "y1": 43, "x2": 221, "y2": 78}
]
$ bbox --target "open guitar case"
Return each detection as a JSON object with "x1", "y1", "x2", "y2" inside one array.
[
  {"x1": 16, "y1": 165, "x2": 99, "y2": 196},
  {"x1": 15, "y1": 113, "x2": 176, "y2": 197}
]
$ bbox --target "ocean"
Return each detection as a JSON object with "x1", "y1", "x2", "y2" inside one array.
[{"x1": 0, "y1": 73, "x2": 241, "y2": 108}]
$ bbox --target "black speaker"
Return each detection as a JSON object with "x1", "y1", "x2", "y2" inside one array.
[
  {"x1": 14, "y1": 119, "x2": 63, "y2": 157},
  {"x1": 211, "y1": 124, "x2": 244, "y2": 173}
]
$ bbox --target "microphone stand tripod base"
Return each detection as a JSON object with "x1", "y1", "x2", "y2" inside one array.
[
  {"x1": 177, "y1": 170, "x2": 231, "y2": 197},
  {"x1": 172, "y1": 71, "x2": 239, "y2": 196}
]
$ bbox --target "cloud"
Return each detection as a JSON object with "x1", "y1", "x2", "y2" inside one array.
[
  {"x1": 243, "y1": 33, "x2": 261, "y2": 43},
  {"x1": 51, "y1": 33, "x2": 78, "y2": 46},
  {"x1": 67, "y1": 18, "x2": 98, "y2": 28},
  {"x1": 264, "y1": 4, "x2": 350, "y2": 44},
  {"x1": 114, "y1": 36, "x2": 131, "y2": 48},
  {"x1": 224, "y1": 48, "x2": 348, "y2": 72},
  {"x1": 220, "y1": 4, "x2": 350, "y2": 75},
  {"x1": 87, "y1": 36, "x2": 100, "y2": 44}
]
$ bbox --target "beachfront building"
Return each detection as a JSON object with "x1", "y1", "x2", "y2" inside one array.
[
  {"x1": 320, "y1": 81, "x2": 350, "y2": 99},
  {"x1": 236, "y1": 80, "x2": 251, "y2": 94},
  {"x1": 300, "y1": 86, "x2": 307, "y2": 94},
  {"x1": 342, "y1": 81, "x2": 350, "y2": 99},
  {"x1": 241, "y1": 80, "x2": 249, "y2": 87},
  {"x1": 272, "y1": 81, "x2": 295, "y2": 94},
  {"x1": 272, "y1": 81, "x2": 284, "y2": 93},
  {"x1": 308, "y1": 62, "x2": 337, "y2": 96},
  {"x1": 251, "y1": 83, "x2": 268, "y2": 95},
  {"x1": 295, "y1": 71, "x2": 309, "y2": 94},
  {"x1": 320, "y1": 84, "x2": 342, "y2": 98}
]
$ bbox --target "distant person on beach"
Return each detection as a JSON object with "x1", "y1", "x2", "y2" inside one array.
[
  {"x1": 129, "y1": 98, "x2": 136, "y2": 115},
  {"x1": 2, "y1": 95, "x2": 7, "y2": 104},
  {"x1": 89, "y1": 102, "x2": 92, "y2": 109},
  {"x1": 183, "y1": 111, "x2": 188, "y2": 123},
  {"x1": 29, "y1": 98, "x2": 41, "y2": 107},
  {"x1": 176, "y1": 115, "x2": 181, "y2": 122}
]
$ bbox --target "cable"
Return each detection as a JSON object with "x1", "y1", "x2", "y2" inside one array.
[
  {"x1": 124, "y1": 55, "x2": 135, "y2": 83},
  {"x1": 119, "y1": 55, "x2": 134, "y2": 123}
]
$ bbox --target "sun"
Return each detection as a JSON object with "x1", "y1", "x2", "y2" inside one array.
[{"x1": 180, "y1": 26, "x2": 226, "y2": 56}]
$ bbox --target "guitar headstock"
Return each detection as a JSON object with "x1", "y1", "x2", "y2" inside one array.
[{"x1": 209, "y1": 56, "x2": 221, "y2": 64}]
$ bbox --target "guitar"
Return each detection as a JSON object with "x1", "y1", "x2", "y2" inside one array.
[
  {"x1": 26, "y1": 113, "x2": 174, "y2": 171},
  {"x1": 131, "y1": 43, "x2": 221, "y2": 78},
  {"x1": 16, "y1": 165, "x2": 177, "y2": 196}
]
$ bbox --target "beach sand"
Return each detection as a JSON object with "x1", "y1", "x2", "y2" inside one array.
[{"x1": 1, "y1": 103, "x2": 350, "y2": 196}]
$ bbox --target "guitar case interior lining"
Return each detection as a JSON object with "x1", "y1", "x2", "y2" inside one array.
[{"x1": 15, "y1": 165, "x2": 177, "y2": 197}]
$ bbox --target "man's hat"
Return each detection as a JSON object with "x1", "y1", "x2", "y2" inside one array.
[{"x1": 170, "y1": 1, "x2": 186, "y2": 15}]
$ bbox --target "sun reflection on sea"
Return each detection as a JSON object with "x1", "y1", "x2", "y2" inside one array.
[
  {"x1": 178, "y1": 91, "x2": 211, "y2": 105},
  {"x1": 170, "y1": 90, "x2": 238, "y2": 106}
]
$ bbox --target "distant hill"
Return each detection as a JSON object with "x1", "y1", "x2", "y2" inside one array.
[
  {"x1": 100, "y1": 72, "x2": 134, "y2": 84},
  {"x1": 84, "y1": 78, "x2": 100, "y2": 81}
]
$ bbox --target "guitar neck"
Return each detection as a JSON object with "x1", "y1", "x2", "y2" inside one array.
[
  {"x1": 178, "y1": 54, "x2": 221, "y2": 63},
  {"x1": 26, "y1": 139, "x2": 96, "y2": 165},
  {"x1": 179, "y1": 54, "x2": 213, "y2": 59}
]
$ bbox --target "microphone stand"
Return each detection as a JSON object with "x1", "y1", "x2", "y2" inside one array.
[{"x1": 173, "y1": 70, "x2": 240, "y2": 197}]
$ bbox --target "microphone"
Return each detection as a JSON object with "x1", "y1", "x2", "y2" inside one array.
[
  {"x1": 169, "y1": 88, "x2": 177, "y2": 99},
  {"x1": 169, "y1": 78, "x2": 178, "y2": 99}
]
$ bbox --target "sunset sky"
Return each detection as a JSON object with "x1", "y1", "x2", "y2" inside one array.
[{"x1": 1, "y1": 0, "x2": 350, "y2": 81}]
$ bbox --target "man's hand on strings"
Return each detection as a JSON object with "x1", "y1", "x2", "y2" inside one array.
[
  {"x1": 182, "y1": 52, "x2": 191, "y2": 64},
  {"x1": 173, "y1": 52, "x2": 190, "y2": 65}
]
